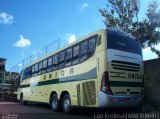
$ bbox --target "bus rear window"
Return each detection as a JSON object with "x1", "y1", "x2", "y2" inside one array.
[{"x1": 107, "y1": 31, "x2": 142, "y2": 55}]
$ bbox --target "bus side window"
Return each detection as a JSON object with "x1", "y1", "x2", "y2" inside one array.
[
  {"x1": 58, "y1": 51, "x2": 65, "y2": 69},
  {"x1": 80, "y1": 40, "x2": 88, "y2": 63},
  {"x1": 38, "y1": 61, "x2": 42, "y2": 75},
  {"x1": 34, "y1": 63, "x2": 38, "y2": 76},
  {"x1": 19, "y1": 70, "x2": 24, "y2": 81},
  {"x1": 65, "y1": 48, "x2": 72, "y2": 67},
  {"x1": 72, "y1": 45, "x2": 80, "y2": 65},
  {"x1": 47, "y1": 56, "x2": 53, "y2": 72},
  {"x1": 52, "y1": 54, "x2": 58, "y2": 71},
  {"x1": 25, "y1": 68, "x2": 28, "y2": 79},
  {"x1": 32, "y1": 65, "x2": 35, "y2": 77},
  {"x1": 88, "y1": 36, "x2": 96, "y2": 58},
  {"x1": 25, "y1": 68, "x2": 29, "y2": 79},
  {"x1": 28, "y1": 66, "x2": 32, "y2": 78},
  {"x1": 42, "y1": 59, "x2": 47, "y2": 74},
  {"x1": 22, "y1": 69, "x2": 27, "y2": 80}
]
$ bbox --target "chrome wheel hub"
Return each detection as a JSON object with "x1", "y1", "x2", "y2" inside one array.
[{"x1": 64, "y1": 99, "x2": 70, "y2": 111}]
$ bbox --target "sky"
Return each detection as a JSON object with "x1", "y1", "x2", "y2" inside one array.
[{"x1": 0, "y1": 0, "x2": 159, "y2": 72}]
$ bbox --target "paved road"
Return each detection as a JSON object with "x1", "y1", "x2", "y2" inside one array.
[{"x1": 0, "y1": 102, "x2": 152, "y2": 119}]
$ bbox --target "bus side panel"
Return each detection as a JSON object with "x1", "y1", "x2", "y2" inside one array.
[
  {"x1": 95, "y1": 30, "x2": 107, "y2": 107},
  {"x1": 96, "y1": 50, "x2": 107, "y2": 105}
]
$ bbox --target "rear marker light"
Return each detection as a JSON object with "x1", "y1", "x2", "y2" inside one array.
[{"x1": 101, "y1": 71, "x2": 113, "y2": 95}]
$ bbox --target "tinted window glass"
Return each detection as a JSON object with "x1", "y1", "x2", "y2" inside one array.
[
  {"x1": 73, "y1": 45, "x2": 79, "y2": 65},
  {"x1": 38, "y1": 62, "x2": 42, "y2": 75},
  {"x1": 59, "y1": 51, "x2": 65, "y2": 62},
  {"x1": 107, "y1": 31, "x2": 142, "y2": 55},
  {"x1": 35, "y1": 63, "x2": 38, "y2": 72},
  {"x1": 22, "y1": 70, "x2": 25, "y2": 80},
  {"x1": 42, "y1": 59, "x2": 47, "y2": 74},
  {"x1": 66, "y1": 48, "x2": 72, "y2": 60},
  {"x1": 66, "y1": 48, "x2": 72, "y2": 67},
  {"x1": 32, "y1": 65, "x2": 36, "y2": 77},
  {"x1": 52, "y1": 54, "x2": 58, "y2": 71},
  {"x1": 38, "y1": 62, "x2": 42, "y2": 70},
  {"x1": 48, "y1": 57, "x2": 52, "y2": 67},
  {"x1": 22, "y1": 69, "x2": 26, "y2": 80},
  {"x1": 43, "y1": 59, "x2": 47, "y2": 68},
  {"x1": 32, "y1": 65, "x2": 35, "y2": 73},
  {"x1": 80, "y1": 41, "x2": 88, "y2": 63},
  {"x1": 59, "y1": 51, "x2": 65, "y2": 69},
  {"x1": 81, "y1": 41, "x2": 88, "y2": 55},
  {"x1": 32, "y1": 63, "x2": 38, "y2": 76},
  {"x1": 47, "y1": 57, "x2": 53, "y2": 72},
  {"x1": 28, "y1": 67, "x2": 32, "y2": 78},
  {"x1": 88, "y1": 36, "x2": 96, "y2": 57}
]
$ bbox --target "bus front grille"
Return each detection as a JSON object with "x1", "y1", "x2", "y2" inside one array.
[{"x1": 111, "y1": 60, "x2": 140, "y2": 72}]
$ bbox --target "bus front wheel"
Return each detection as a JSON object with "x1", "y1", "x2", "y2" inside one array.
[
  {"x1": 20, "y1": 94, "x2": 27, "y2": 105},
  {"x1": 62, "y1": 94, "x2": 72, "y2": 113},
  {"x1": 50, "y1": 94, "x2": 60, "y2": 112}
]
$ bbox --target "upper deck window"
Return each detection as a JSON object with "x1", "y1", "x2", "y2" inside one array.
[
  {"x1": 88, "y1": 36, "x2": 97, "y2": 57},
  {"x1": 48, "y1": 57, "x2": 53, "y2": 67},
  {"x1": 65, "y1": 48, "x2": 72, "y2": 67},
  {"x1": 47, "y1": 57, "x2": 53, "y2": 72},
  {"x1": 80, "y1": 40, "x2": 88, "y2": 63},
  {"x1": 52, "y1": 54, "x2": 58, "y2": 71},
  {"x1": 38, "y1": 62, "x2": 42, "y2": 75},
  {"x1": 58, "y1": 51, "x2": 65, "y2": 69},
  {"x1": 42, "y1": 59, "x2": 47, "y2": 74},
  {"x1": 35, "y1": 63, "x2": 38, "y2": 72},
  {"x1": 72, "y1": 45, "x2": 79, "y2": 65}
]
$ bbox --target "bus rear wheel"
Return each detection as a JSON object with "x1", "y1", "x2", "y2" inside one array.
[
  {"x1": 50, "y1": 94, "x2": 60, "y2": 112},
  {"x1": 62, "y1": 94, "x2": 72, "y2": 113}
]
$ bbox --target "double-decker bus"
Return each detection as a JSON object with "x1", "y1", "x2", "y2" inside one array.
[{"x1": 17, "y1": 29, "x2": 144, "y2": 113}]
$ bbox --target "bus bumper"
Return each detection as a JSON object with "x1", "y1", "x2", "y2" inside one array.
[{"x1": 98, "y1": 91, "x2": 144, "y2": 107}]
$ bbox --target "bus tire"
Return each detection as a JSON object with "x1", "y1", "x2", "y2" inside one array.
[
  {"x1": 62, "y1": 94, "x2": 72, "y2": 113},
  {"x1": 20, "y1": 94, "x2": 27, "y2": 105},
  {"x1": 50, "y1": 94, "x2": 60, "y2": 112}
]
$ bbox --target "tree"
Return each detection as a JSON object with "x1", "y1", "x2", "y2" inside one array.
[{"x1": 100, "y1": 0, "x2": 160, "y2": 57}]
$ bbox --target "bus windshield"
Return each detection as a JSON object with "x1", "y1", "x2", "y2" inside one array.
[{"x1": 107, "y1": 31, "x2": 142, "y2": 55}]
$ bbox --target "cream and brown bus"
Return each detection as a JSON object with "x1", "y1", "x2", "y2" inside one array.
[{"x1": 17, "y1": 29, "x2": 144, "y2": 113}]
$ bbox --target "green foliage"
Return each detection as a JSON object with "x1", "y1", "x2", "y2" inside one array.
[{"x1": 100, "y1": 0, "x2": 160, "y2": 57}]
